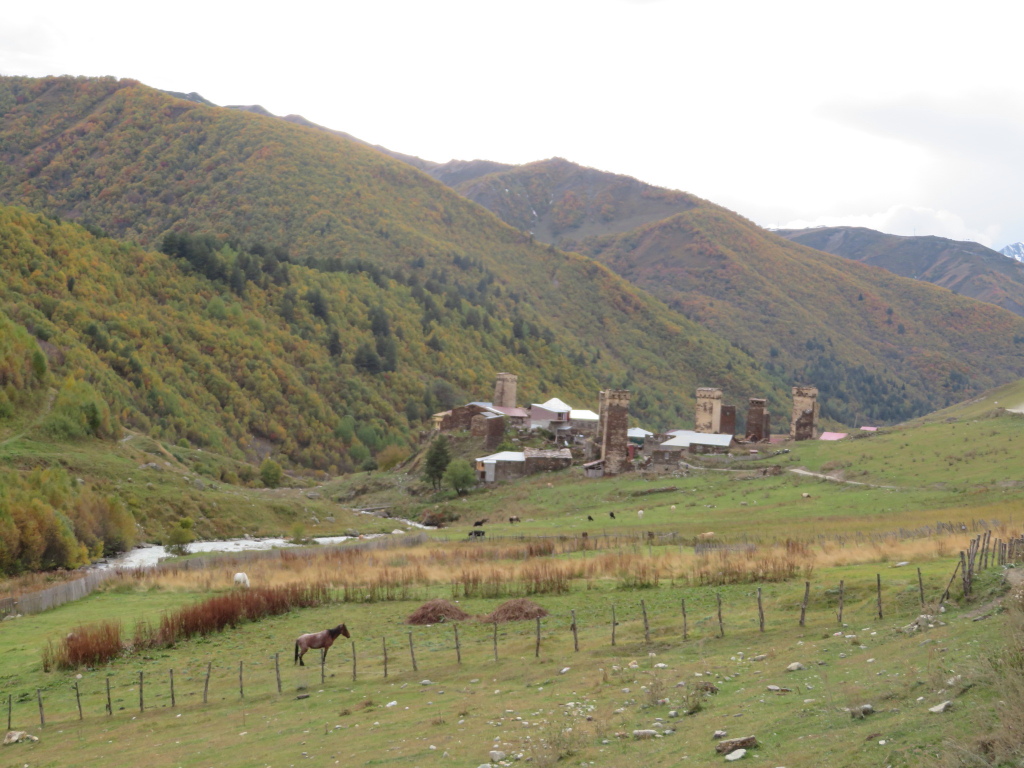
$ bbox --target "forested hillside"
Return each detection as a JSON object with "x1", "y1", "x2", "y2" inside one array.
[
  {"x1": 0, "y1": 76, "x2": 786, "y2": 471},
  {"x1": 581, "y1": 209, "x2": 1024, "y2": 424},
  {"x1": 418, "y1": 157, "x2": 1024, "y2": 424}
]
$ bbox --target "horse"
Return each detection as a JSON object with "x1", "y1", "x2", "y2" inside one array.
[
  {"x1": 468, "y1": 530, "x2": 485, "y2": 538},
  {"x1": 473, "y1": 518, "x2": 488, "y2": 527},
  {"x1": 294, "y1": 624, "x2": 350, "y2": 666},
  {"x1": 508, "y1": 516, "x2": 520, "y2": 524},
  {"x1": 233, "y1": 573, "x2": 250, "y2": 588}
]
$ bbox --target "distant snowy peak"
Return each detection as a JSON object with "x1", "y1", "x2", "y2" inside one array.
[{"x1": 1000, "y1": 242, "x2": 1024, "y2": 263}]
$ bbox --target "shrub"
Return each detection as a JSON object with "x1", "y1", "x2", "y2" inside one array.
[{"x1": 260, "y1": 458, "x2": 283, "y2": 488}]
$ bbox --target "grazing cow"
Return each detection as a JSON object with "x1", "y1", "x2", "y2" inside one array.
[
  {"x1": 698, "y1": 531, "x2": 715, "y2": 540},
  {"x1": 609, "y1": 511, "x2": 616, "y2": 519},
  {"x1": 801, "y1": 493, "x2": 811, "y2": 499},
  {"x1": 587, "y1": 515, "x2": 594, "y2": 521},
  {"x1": 473, "y1": 519, "x2": 488, "y2": 527},
  {"x1": 508, "y1": 516, "x2": 521, "y2": 524},
  {"x1": 582, "y1": 532, "x2": 588, "y2": 538},
  {"x1": 468, "y1": 530, "x2": 486, "y2": 538},
  {"x1": 670, "y1": 505, "x2": 676, "y2": 511},
  {"x1": 234, "y1": 573, "x2": 250, "y2": 588},
  {"x1": 637, "y1": 509, "x2": 644, "y2": 519}
]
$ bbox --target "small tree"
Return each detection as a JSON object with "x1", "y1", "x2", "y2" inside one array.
[
  {"x1": 444, "y1": 459, "x2": 476, "y2": 495},
  {"x1": 165, "y1": 517, "x2": 196, "y2": 556},
  {"x1": 260, "y1": 458, "x2": 283, "y2": 488},
  {"x1": 423, "y1": 435, "x2": 451, "y2": 490}
]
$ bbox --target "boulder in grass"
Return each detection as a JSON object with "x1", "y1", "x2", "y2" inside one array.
[
  {"x1": 715, "y1": 736, "x2": 758, "y2": 754},
  {"x1": 725, "y1": 748, "x2": 747, "y2": 761},
  {"x1": 929, "y1": 701, "x2": 953, "y2": 713},
  {"x1": 786, "y1": 662, "x2": 805, "y2": 672},
  {"x1": 3, "y1": 731, "x2": 39, "y2": 745}
]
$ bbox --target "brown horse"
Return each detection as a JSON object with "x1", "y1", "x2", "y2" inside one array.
[{"x1": 294, "y1": 623, "x2": 350, "y2": 666}]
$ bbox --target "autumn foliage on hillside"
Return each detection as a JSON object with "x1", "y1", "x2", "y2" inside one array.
[{"x1": 0, "y1": 76, "x2": 785, "y2": 446}]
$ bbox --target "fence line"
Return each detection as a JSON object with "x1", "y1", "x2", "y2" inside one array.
[{"x1": 15, "y1": 544, "x2": 1019, "y2": 734}]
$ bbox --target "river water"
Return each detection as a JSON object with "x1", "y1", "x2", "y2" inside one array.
[{"x1": 98, "y1": 515, "x2": 433, "y2": 570}]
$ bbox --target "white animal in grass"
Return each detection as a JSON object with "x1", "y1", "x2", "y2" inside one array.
[
  {"x1": 233, "y1": 572, "x2": 250, "y2": 588},
  {"x1": 637, "y1": 509, "x2": 644, "y2": 519}
]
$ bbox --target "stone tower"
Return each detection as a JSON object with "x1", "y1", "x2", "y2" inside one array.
[
  {"x1": 790, "y1": 385, "x2": 819, "y2": 440},
  {"x1": 746, "y1": 397, "x2": 770, "y2": 442},
  {"x1": 493, "y1": 372, "x2": 518, "y2": 409},
  {"x1": 598, "y1": 389, "x2": 631, "y2": 475},
  {"x1": 695, "y1": 388, "x2": 723, "y2": 434}
]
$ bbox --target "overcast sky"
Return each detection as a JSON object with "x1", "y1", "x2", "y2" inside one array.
[{"x1": 3, "y1": 0, "x2": 1023, "y2": 248}]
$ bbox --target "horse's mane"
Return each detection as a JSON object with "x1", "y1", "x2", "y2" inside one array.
[{"x1": 329, "y1": 624, "x2": 345, "y2": 639}]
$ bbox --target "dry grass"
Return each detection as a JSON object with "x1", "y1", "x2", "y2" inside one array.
[
  {"x1": 112, "y1": 531, "x2": 993, "y2": 602},
  {"x1": 405, "y1": 598, "x2": 470, "y2": 625},
  {"x1": 483, "y1": 598, "x2": 548, "y2": 623}
]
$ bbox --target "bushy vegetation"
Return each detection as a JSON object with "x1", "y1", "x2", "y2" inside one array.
[
  {"x1": 0, "y1": 75, "x2": 782, "y2": 452},
  {"x1": 0, "y1": 467, "x2": 135, "y2": 574}
]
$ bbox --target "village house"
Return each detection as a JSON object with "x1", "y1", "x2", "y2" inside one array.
[{"x1": 475, "y1": 446, "x2": 572, "y2": 483}]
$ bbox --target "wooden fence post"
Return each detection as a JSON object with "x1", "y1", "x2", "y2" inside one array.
[
  {"x1": 139, "y1": 671, "x2": 144, "y2": 712},
  {"x1": 716, "y1": 593, "x2": 724, "y2": 638},
  {"x1": 105, "y1": 678, "x2": 111, "y2": 716},
  {"x1": 681, "y1": 598, "x2": 688, "y2": 641},
  {"x1": 917, "y1": 568, "x2": 925, "y2": 609},
  {"x1": 37, "y1": 689, "x2": 44, "y2": 728},
  {"x1": 275, "y1": 653, "x2": 282, "y2": 694},
  {"x1": 960, "y1": 551, "x2": 969, "y2": 598},
  {"x1": 876, "y1": 574, "x2": 883, "y2": 620},
  {"x1": 611, "y1": 605, "x2": 616, "y2": 647},
  {"x1": 942, "y1": 559, "x2": 961, "y2": 603},
  {"x1": 837, "y1": 580, "x2": 845, "y2": 624},
  {"x1": 799, "y1": 581, "x2": 809, "y2": 627},
  {"x1": 203, "y1": 662, "x2": 211, "y2": 704},
  {"x1": 240, "y1": 660, "x2": 245, "y2": 697},
  {"x1": 571, "y1": 610, "x2": 579, "y2": 652},
  {"x1": 453, "y1": 625, "x2": 461, "y2": 665},
  {"x1": 493, "y1": 621, "x2": 499, "y2": 661},
  {"x1": 641, "y1": 600, "x2": 650, "y2": 644},
  {"x1": 170, "y1": 669, "x2": 175, "y2": 708},
  {"x1": 382, "y1": 637, "x2": 389, "y2": 678},
  {"x1": 535, "y1": 616, "x2": 541, "y2": 658},
  {"x1": 757, "y1": 587, "x2": 765, "y2": 632},
  {"x1": 74, "y1": 681, "x2": 82, "y2": 720},
  {"x1": 408, "y1": 632, "x2": 418, "y2": 673},
  {"x1": 7, "y1": 692, "x2": 11, "y2": 730}
]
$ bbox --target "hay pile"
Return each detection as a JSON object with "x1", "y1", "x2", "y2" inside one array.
[
  {"x1": 405, "y1": 598, "x2": 471, "y2": 625},
  {"x1": 483, "y1": 598, "x2": 549, "y2": 623}
]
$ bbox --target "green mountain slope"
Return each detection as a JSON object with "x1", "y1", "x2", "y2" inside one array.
[
  {"x1": 776, "y1": 226, "x2": 1024, "y2": 317},
  {"x1": 404, "y1": 156, "x2": 1024, "y2": 424},
  {"x1": 581, "y1": 208, "x2": 1024, "y2": 424},
  {"x1": 0, "y1": 76, "x2": 784, "y2": 458}
]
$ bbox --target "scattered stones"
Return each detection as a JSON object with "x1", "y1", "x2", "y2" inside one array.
[
  {"x1": 696, "y1": 681, "x2": 720, "y2": 694},
  {"x1": 633, "y1": 730, "x2": 659, "y2": 740},
  {"x1": 767, "y1": 685, "x2": 792, "y2": 693},
  {"x1": 725, "y1": 748, "x2": 747, "y2": 761},
  {"x1": 420, "y1": 680, "x2": 433, "y2": 686},
  {"x1": 929, "y1": 701, "x2": 953, "y2": 713},
  {"x1": 786, "y1": 662, "x2": 805, "y2": 672},
  {"x1": 3, "y1": 731, "x2": 39, "y2": 745},
  {"x1": 712, "y1": 730, "x2": 728, "y2": 740},
  {"x1": 715, "y1": 735, "x2": 759, "y2": 754},
  {"x1": 849, "y1": 704, "x2": 874, "y2": 719},
  {"x1": 489, "y1": 750, "x2": 506, "y2": 761},
  {"x1": 296, "y1": 694, "x2": 310, "y2": 700},
  {"x1": 752, "y1": 655, "x2": 768, "y2": 662}
]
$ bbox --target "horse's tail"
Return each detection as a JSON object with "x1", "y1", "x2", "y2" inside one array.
[{"x1": 294, "y1": 639, "x2": 299, "y2": 665}]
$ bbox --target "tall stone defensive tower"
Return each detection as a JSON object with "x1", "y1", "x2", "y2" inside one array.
[
  {"x1": 493, "y1": 372, "x2": 518, "y2": 409},
  {"x1": 790, "y1": 385, "x2": 819, "y2": 440},
  {"x1": 598, "y1": 389, "x2": 631, "y2": 475},
  {"x1": 746, "y1": 397, "x2": 770, "y2": 442},
  {"x1": 695, "y1": 388, "x2": 723, "y2": 433}
]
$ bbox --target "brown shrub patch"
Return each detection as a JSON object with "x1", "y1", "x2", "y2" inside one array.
[
  {"x1": 406, "y1": 598, "x2": 471, "y2": 625},
  {"x1": 483, "y1": 598, "x2": 548, "y2": 623}
]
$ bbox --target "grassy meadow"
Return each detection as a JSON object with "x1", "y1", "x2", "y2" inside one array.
[{"x1": 2, "y1": 389, "x2": 1023, "y2": 767}]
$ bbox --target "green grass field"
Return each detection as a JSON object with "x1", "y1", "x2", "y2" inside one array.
[{"x1": 2, "y1": 384, "x2": 1023, "y2": 766}]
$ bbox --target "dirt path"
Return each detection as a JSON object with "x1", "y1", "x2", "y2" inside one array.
[{"x1": 788, "y1": 466, "x2": 898, "y2": 489}]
